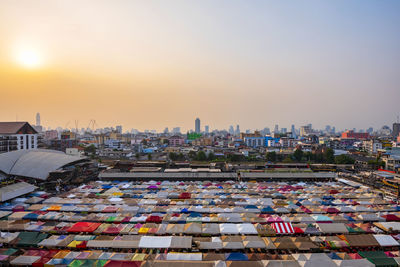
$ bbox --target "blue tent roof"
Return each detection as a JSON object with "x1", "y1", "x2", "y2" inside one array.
[
  {"x1": 327, "y1": 252, "x2": 342, "y2": 260},
  {"x1": 181, "y1": 208, "x2": 189, "y2": 213},
  {"x1": 343, "y1": 214, "x2": 356, "y2": 222},
  {"x1": 23, "y1": 213, "x2": 39, "y2": 220},
  {"x1": 225, "y1": 252, "x2": 249, "y2": 261},
  {"x1": 261, "y1": 206, "x2": 275, "y2": 213}
]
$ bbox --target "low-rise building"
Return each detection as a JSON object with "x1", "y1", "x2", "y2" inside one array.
[
  {"x1": 341, "y1": 130, "x2": 369, "y2": 140},
  {"x1": 363, "y1": 140, "x2": 382, "y2": 154},
  {"x1": 169, "y1": 135, "x2": 185, "y2": 146},
  {"x1": 383, "y1": 155, "x2": 400, "y2": 172}
]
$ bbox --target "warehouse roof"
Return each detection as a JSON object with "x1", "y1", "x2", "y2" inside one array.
[
  {"x1": 0, "y1": 182, "x2": 37, "y2": 202},
  {"x1": 0, "y1": 149, "x2": 86, "y2": 180}
]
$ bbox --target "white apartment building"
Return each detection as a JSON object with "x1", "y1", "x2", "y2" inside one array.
[{"x1": 0, "y1": 122, "x2": 38, "y2": 153}]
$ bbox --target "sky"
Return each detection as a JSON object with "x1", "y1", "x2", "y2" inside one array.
[{"x1": 0, "y1": 0, "x2": 399, "y2": 132}]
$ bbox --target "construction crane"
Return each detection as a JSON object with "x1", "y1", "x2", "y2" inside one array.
[
  {"x1": 74, "y1": 120, "x2": 79, "y2": 133},
  {"x1": 87, "y1": 119, "x2": 97, "y2": 132}
]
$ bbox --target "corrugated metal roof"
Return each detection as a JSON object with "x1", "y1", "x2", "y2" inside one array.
[
  {"x1": 239, "y1": 172, "x2": 336, "y2": 179},
  {"x1": 0, "y1": 149, "x2": 85, "y2": 180},
  {"x1": 99, "y1": 172, "x2": 238, "y2": 179},
  {"x1": 0, "y1": 182, "x2": 37, "y2": 202}
]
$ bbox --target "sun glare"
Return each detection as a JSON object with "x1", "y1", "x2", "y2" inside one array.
[{"x1": 16, "y1": 49, "x2": 42, "y2": 69}]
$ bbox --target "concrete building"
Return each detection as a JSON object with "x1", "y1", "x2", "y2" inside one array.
[
  {"x1": 205, "y1": 125, "x2": 209, "y2": 134},
  {"x1": 172, "y1": 127, "x2": 181, "y2": 134},
  {"x1": 105, "y1": 139, "x2": 123, "y2": 149},
  {"x1": 300, "y1": 125, "x2": 312, "y2": 136},
  {"x1": 383, "y1": 155, "x2": 400, "y2": 171},
  {"x1": 393, "y1": 123, "x2": 400, "y2": 139},
  {"x1": 192, "y1": 137, "x2": 213, "y2": 146},
  {"x1": 0, "y1": 122, "x2": 38, "y2": 153},
  {"x1": 169, "y1": 135, "x2": 185, "y2": 146},
  {"x1": 195, "y1": 118, "x2": 201, "y2": 134},
  {"x1": 44, "y1": 130, "x2": 58, "y2": 140},
  {"x1": 235, "y1": 125, "x2": 240, "y2": 136},
  {"x1": 362, "y1": 140, "x2": 382, "y2": 154},
  {"x1": 341, "y1": 130, "x2": 369, "y2": 140},
  {"x1": 279, "y1": 137, "x2": 296, "y2": 148},
  {"x1": 66, "y1": 147, "x2": 85, "y2": 157},
  {"x1": 116, "y1": 125, "x2": 122, "y2": 134},
  {"x1": 244, "y1": 136, "x2": 265, "y2": 148},
  {"x1": 36, "y1": 113, "x2": 41, "y2": 126}
]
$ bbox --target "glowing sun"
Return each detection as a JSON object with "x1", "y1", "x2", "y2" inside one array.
[{"x1": 16, "y1": 49, "x2": 42, "y2": 69}]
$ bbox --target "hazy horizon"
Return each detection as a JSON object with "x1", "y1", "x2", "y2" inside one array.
[{"x1": 1, "y1": 1, "x2": 399, "y2": 132}]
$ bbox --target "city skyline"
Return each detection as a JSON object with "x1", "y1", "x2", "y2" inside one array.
[
  {"x1": 1, "y1": 1, "x2": 399, "y2": 131},
  {"x1": 13, "y1": 112, "x2": 398, "y2": 134}
]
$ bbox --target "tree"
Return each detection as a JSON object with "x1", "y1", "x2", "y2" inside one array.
[
  {"x1": 266, "y1": 151, "x2": 277, "y2": 162},
  {"x1": 84, "y1": 144, "x2": 96, "y2": 155},
  {"x1": 293, "y1": 148, "x2": 303, "y2": 162},
  {"x1": 335, "y1": 154, "x2": 355, "y2": 164},
  {"x1": 207, "y1": 152, "x2": 215, "y2": 161},
  {"x1": 304, "y1": 151, "x2": 313, "y2": 162},
  {"x1": 188, "y1": 151, "x2": 197, "y2": 159},
  {"x1": 282, "y1": 156, "x2": 293, "y2": 163},
  {"x1": 324, "y1": 148, "x2": 335, "y2": 164},
  {"x1": 368, "y1": 159, "x2": 385, "y2": 169},
  {"x1": 227, "y1": 153, "x2": 244, "y2": 162},
  {"x1": 196, "y1": 150, "x2": 207, "y2": 161},
  {"x1": 147, "y1": 153, "x2": 152, "y2": 160},
  {"x1": 163, "y1": 139, "x2": 169, "y2": 145},
  {"x1": 169, "y1": 152, "x2": 178, "y2": 161}
]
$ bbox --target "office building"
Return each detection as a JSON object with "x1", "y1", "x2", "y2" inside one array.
[
  {"x1": 274, "y1": 124, "x2": 279, "y2": 134},
  {"x1": 172, "y1": 127, "x2": 181, "y2": 134},
  {"x1": 393, "y1": 123, "x2": 400, "y2": 139},
  {"x1": 229, "y1": 125, "x2": 234, "y2": 135},
  {"x1": 235, "y1": 125, "x2": 240, "y2": 136},
  {"x1": 36, "y1": 113, "x2": 41, "y2": 126},
  {"x1": 116, "y1": 125, "x2": 122, "y2": 134},
  {"x1": 195, "y1": 118, "x2": 201, "y2": 134},
  {"x1": 205, "y1": 125, "x2": 209, "y2": 134},
  {"x1": 341, "y1": 130, "x2": 369, "y2": 140},
  {"x1": 300, "y1": 125, "x2": 312, "y2": 136}
]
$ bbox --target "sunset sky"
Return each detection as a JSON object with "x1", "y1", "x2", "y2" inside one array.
[{"x1": 1, "y1": 1, "x2": 399, "y2": 132}]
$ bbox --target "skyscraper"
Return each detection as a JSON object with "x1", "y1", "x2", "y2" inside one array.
[
  {"x1": 229, "y1": 125, "x2": 234, "y2": 135},
  {"x1": 205, "y1": 125, "x2": 209, "y2": 134},
  {"x1": 393, "y1": 123, "x2": 400, "y2": 138},
  {"x1": 274, "y1": 124, "x2": 279, "y2": 134},
  {"x1": 36, "y1": 113, "x2": 41, "y2": 126},
  {"x1": 116, "y1": 125, "x2": 122, "y2": 133},
  {"x1": 235, "y1": 125, "x2": 240, "y2": 136},
  {"x1": 195, "y1": 118, "x2": 201, "y2": 134},
  {"x1": 172, "y1": 127, "x2": 181, "y2": 134}
]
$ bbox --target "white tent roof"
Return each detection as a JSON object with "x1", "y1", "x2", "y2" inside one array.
[
  {"x1": 373, "y1": 234, "x2": 400, "y2": 247},
  {"x1": 219, "y1": 223, "x2": 239, "y2": 234},
  {"x1": 139, "y1": 236, "x2": 172, "y2": 248}
]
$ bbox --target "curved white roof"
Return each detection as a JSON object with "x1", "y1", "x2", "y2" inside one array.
[{"x1": 0, "y1": 149, "x2": 85, "y2": 180}]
